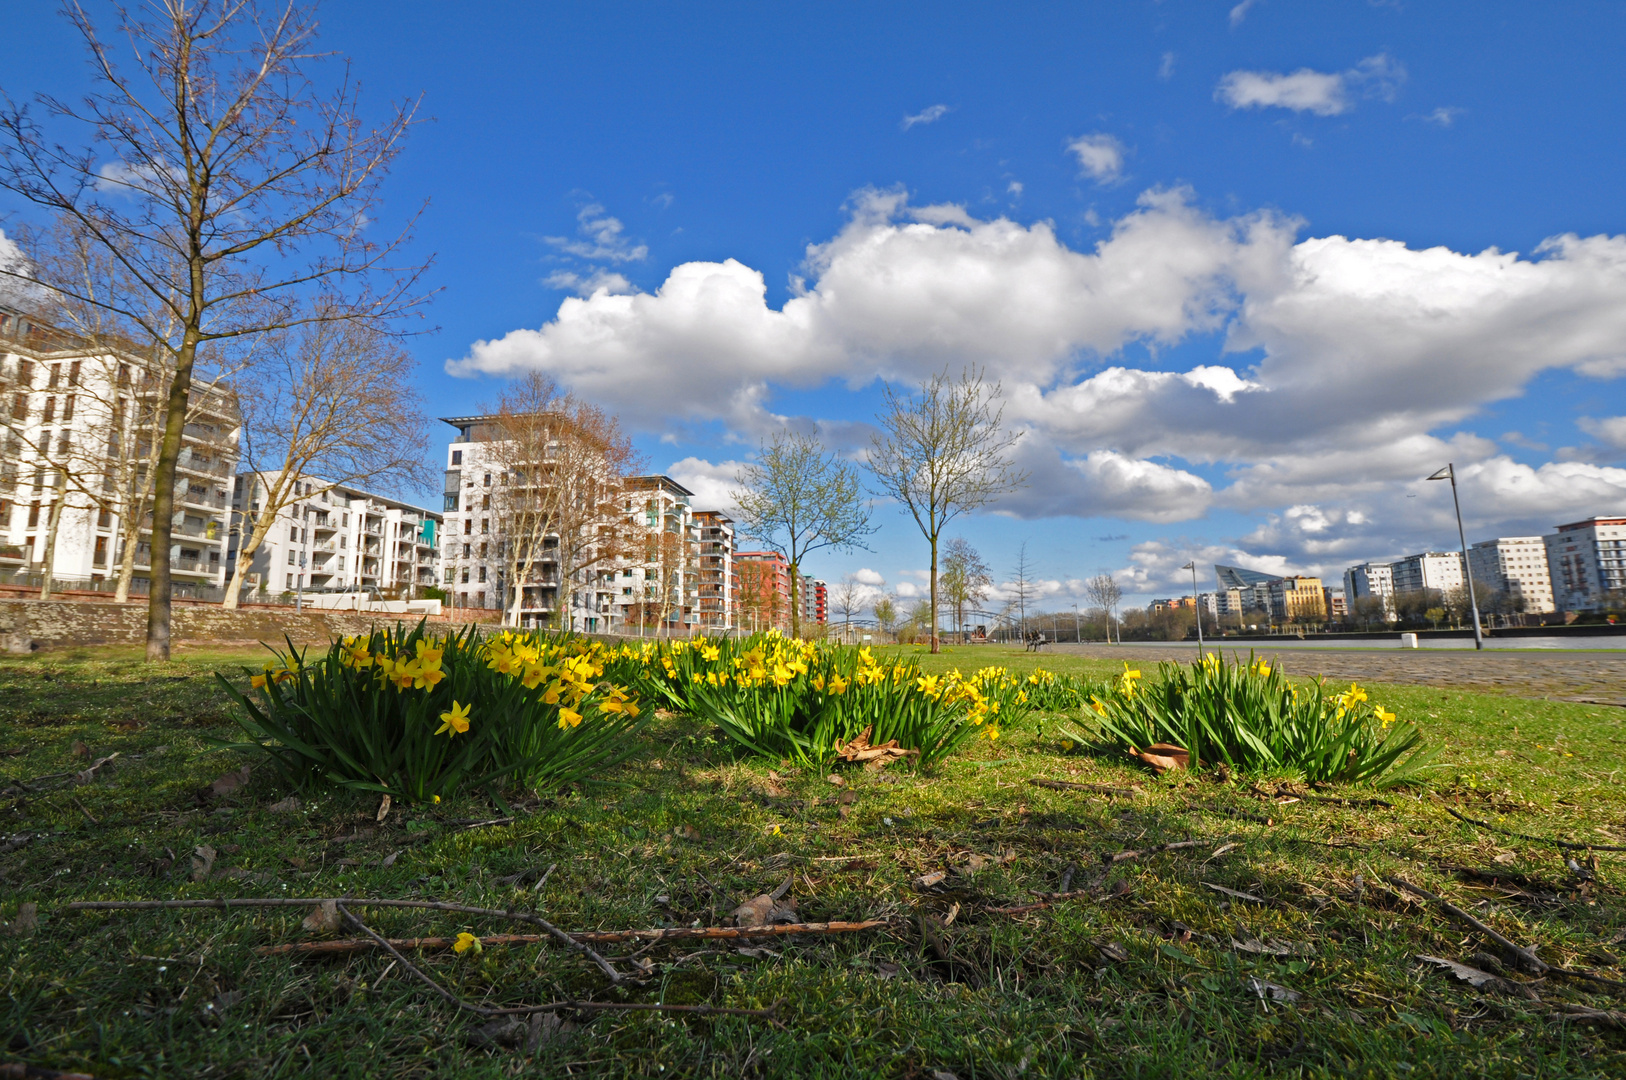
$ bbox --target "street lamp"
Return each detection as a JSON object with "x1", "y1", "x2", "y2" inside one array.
[
  {"x1": 1426, "y1": 463, "x2": 1484, "y2": 651},
  {"x1": 1072, "y1": 603, "x2": 1080, "y2": 643},
  {"x1": 1182, "y1": 561, "x2": 1204, "y2": 653}
]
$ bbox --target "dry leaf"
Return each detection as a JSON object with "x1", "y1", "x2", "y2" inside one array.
[
  {"x1": 729, "y1": 893, "x2": 796, "y2": 926},
  {"x1": 1493, "y1": 851, "x2": 1517, "y2": 864},
  {"x1": 931, "y1": 1071, "x2": 961, "y2": 1080},
  {"x1": 1133, "y1": 742, "x2": 1189, "y2": 774},
  {"x1": 1417, "y1": 954, "x2": 1540, "y2": 999},
  {"x1": 76, "y1": 751, "x2": 120, "y2": 785},
  {"x1": 7, "y1": 902, "x2": 38, "y2": 935},
  {"x1": 381, "y1": 849, "x2": 402, "y2": 868},
  {"x1": 190, "y1": 844, "x2": 217, "y2": 882},
  {"x1": 825, "y1": 774, "x2": 846, "y2": 787},
  {"x1": 302, "y1": 899, "x2": 343, "y2": 934},
  {"x1": 837, "y1": 789, "x2": 857, "y2": 805},
  {"x1": 199, "y1": 764, "x2": 249, "y2": 801},
  {"x1": 1247, "y1": 976, "x2": 1301, "y2": 1002},
  {"x1": 1231, "y1": 937, "x2": 1309, "y2": 957},
  {"x1": 1096, "y1": 941, "x2": 1131, "y2": 964},
  {"x1": 873, "y1": 960, "x2": 901, "y2": 979},
  {"x1": 676, "y1": 823, "x2": 702, "y2": 841},
  {"x1": 914, "y1": 870, "x2": 947, "y2": 890},
  {"x1": 70, "y1": 740, "x2": 91, "y2": 759},
  {"x1": 268, "y1": 796, "x2": 301, "y2": 814},
  {"x1": 285, "y1": 856, "x2": 308, "y2": 870},
  {"x1": 376, "y1": 794, "x2": 392, "y2": 823},
  {"x1": 833, "y1": 726, "x2": 919, "y2": 768}
]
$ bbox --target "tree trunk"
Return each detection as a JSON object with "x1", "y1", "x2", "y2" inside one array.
[
  {"x1": 113, "y1": 516, "x2": 140, "y2": 603},
  {"x1": 37, "y1": 475, "x2": 67, "y2": 600},
  {"x1": 928, "y1": 534, "x2": 940, "y2": 653},
  {"x1": 147, "y1": 330, "x2": 201, "y2": 661},
  {"x1": 222, "y1": 547, "x2": 254, "y2": 610},
  {"x1": 788, "y1": 560, "x2": 800, "y2": 640}
]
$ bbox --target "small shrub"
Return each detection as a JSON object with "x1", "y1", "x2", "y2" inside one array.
[
  {"x1": 1078, "y1": 655, "x2": 1434, "y2": 786},
  {"x1": 215, "y1": 623, "x2": 644, "y2": 802}
]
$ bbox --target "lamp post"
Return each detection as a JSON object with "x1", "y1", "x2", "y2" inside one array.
[
  {"x1": 1072, "y1": 603, "x2": 1080, "y2": 643},
  {"x1": 1182, "y1": 560, "x2": 1204, "y2": 653},
  {"x1": 1426, "y1": 463, "x2": 1484, "y2": 651}
]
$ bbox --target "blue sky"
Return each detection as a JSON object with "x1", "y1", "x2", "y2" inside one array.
[{"x1": 6, "y1": 1, "x2": 1626, "y2": 611}]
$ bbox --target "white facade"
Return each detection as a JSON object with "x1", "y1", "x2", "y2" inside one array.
[
  {"x1": 0, "y1": 309, "x2": 239, "y2": 592},
  {"x1": 439, "y1": 417, "x2": 735, "y2": 632},
  {"x1": 1468, "y1": 536, "x2": 1555, "y2": 614},
  {"x1": 1545, "y1": 517, "x2": 1626, "y2": 613},
  {"x1": 227, "y1": 472, "x2": 440, "y2": 598},
  {"x1": 1390, "y1": 551, "x2": 1465, "y2": 595},
  {"x1": 1343, "y1": 562, "x2": 1395, "y2": 618}
]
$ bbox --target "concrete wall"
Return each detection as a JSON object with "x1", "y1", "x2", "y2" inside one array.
[{"x1": 0, "y1": 598, "x2": 451, "y2": 653}]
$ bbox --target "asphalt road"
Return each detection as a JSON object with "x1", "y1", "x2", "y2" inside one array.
[{"x1": 1047, "y1": 641, "x2": 1626, "y2": 704}]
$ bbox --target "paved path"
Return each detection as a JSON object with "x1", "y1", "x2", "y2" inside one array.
[{"x1": 1048, "y1": 642, "x2": 1626, "y2": 704}]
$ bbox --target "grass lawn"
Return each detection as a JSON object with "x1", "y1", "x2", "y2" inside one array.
[{"x1": 3, "y1": 641, "x2": 1625, "y2": 1078}]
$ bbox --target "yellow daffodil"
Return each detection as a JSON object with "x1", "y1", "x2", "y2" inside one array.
[
  {"x1": 453, "y1": 932, "x2": 482, "y2": 955},
  {"x1": 435, "y1": 700, "x2": 472, "y2": 738},
  {"x1": 701, "y1": 645, "x2": 721, "y2": 662},
  {"x1": 557, "y1": 707, "x2": 583, "y2": 730},
  {"x1": 1376, "y1": 706, "x2": 1397, "y2": 727}
]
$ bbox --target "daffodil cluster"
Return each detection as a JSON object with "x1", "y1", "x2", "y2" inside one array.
[
  {"x1": 221, "y1": 622, "x2": 647, "y2": 804},
  {"x1": 1081, "y1": 651, "x2": 1431, "y2": 786}
]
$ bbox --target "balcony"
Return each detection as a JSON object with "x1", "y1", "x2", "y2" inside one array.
[
  {"x1": 180, "y1": 488, "x2": 228, "y2": 510},
  {"x1": 0, "y1": 544, "x2": 26, "y2": 562},
  {"x1": 174, "y1": 520, "x2": 223, "y2": 541}
]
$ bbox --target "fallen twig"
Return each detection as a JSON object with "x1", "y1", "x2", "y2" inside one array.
[
  {"x1": 1027, "y1": 779, "x2": 1138, "y2": 797},
  {"x1": 67, "y1": 895, "x2": 622, "y2": 984},
  {"x1": 1443, "y1": 807, "x2": 1626, "y2": 853},
  {"x1": 1386, "y1": 876, "x2": 1548, "y2": 974},
  {"x1": 74, "y1": 753, "x2": 119, "y2": 785},
  {"x1": 986, "y1": 889, "x2": 1097, "y2": 915},
  {"x1": 334, "y1": 902, "x2": 778, "y2": 1022},
  {"x1": 1298, "y1": 792, "x2": 1393, "y2": 809},
  {"x1": 1195, "y1": 804, "x2": 1274, "y2": 825},
  {"x1": 255, "y1": 919, "x2": 894, "y2": 957},
  {"x1": 1107, "y1": 838, "x2": 1209, "y2": 864}
]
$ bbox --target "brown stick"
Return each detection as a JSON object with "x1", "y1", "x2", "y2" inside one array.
[
  {"x1": 986, "y1": 889, "x2": 1098, "y2": 915},
  {"x1": 334, "y1": 903, "x2": 778, "y2": 1023},
  {"x1": 256, "y1": 919, "x2": 894, "y2": 957},
  {"x1": 1108, "y1": 839, "x2": 1208, "y2": 864},
  {"x1": 1027, "y1": 779, "x2": 1138, "y2": 797},
  {"x1": 1443, "y1": 807, "x2": 1626, "y2": 852},
  {"x1": 1386, "y1": 876, "x2": 1549, "y2": 974},
  {"x1": 1196, "y1": 804, "x2": 1274, "y2": 825}
]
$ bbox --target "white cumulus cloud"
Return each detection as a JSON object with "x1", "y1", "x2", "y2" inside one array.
[
  {"x1": 1067, "y1": 134, "x2": 1128, "y2": 184},
  {"x1": 1217, "y1": 54, "x2": 1405, "y2": 117},
  {"x1": 901, "y1": 104, "x2": 951, "y2": 130}
]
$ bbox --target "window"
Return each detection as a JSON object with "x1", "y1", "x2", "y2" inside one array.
[
  {"x1": 10, "y1": 394, "x2": 26, "y2": 421},
  {"x1": 42, "y1": 397, "x2": 55, "y2": 423},
  {"x1": 478, "y1": 566, "x2": 487, "y2": 583},
  {"x1": 98, "y1": 508, "x2": 111, "y2": 529},
  {"x1": 463, "y1": 519, "x2": 472, "y2": 535},
  {"x1": 463, "y1": 543, "x2": 471, "y2": 557},
  {"x1": 483, "y1": 473, "x2": 491, "y2": 487},
  {"x1": 47, "y1": 364, "x2": 60, "y2": 389},
  {"x1": 481, "y1": 518, "x2": 489, "y2": 534},
  {"x1": 18, "y1": 360, "x2": 33, "y2": 387},
  {"x1": 27, "y1": 502, "x2": 39, "y2": 528},
  {"x1": 68, "y1": 360, "x2": 81, "y2": 387},
  {"x1": 288, "y1": 551, "x2": 296, "y2": 566},
  {"x1": 451, "y1": 450, "x2": 462, "y2": 465},
  {"x1": 62, "y1": 395, "x2": 75, "y2": 422},
  {"x1": 481, "y1": 493, "x2": 490, "y2": 510},
  {"x1": 479, "y1": 542, "x2": 488, "y2": 559},
  {"x1": 461, "y1": 568, "x2": 470, "y2": 583}
]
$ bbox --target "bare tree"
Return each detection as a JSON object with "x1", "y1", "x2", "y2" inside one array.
[
  {"x1": 0, "y1": 1, "x2": 429, "y2": 659},
  {"x1": 940, "y1": 537, "x2": 991, "y2": 642},
  {"x1": 868, "y1": 367, "x2": 1025, "y2": 653},
  {"x1": 830, "y1": 575, "x2": 866, "y2": 643},
  {"x1": 732, "y1": 430, "x2": 873, "y2": 639},
  {"x1": 872, "y1": 594, "x2": 898, "y2": 638},
  {"x1": 1085, "y1": 573, "x2": 1122, "y2": 644},
  {"x1": 479, "y1": 374, "x2": 644, "y2": 629},
  {"x1": 1008, "y1": 542, "x2": 1037, "y2": 638},
  {"x1": 225, "y1": 318, "x2": 428, "y2": 608}
]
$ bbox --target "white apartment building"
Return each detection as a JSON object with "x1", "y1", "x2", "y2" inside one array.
[
  {"x1": 440, "y1": 417, "x2": 735, "y2": 632},
  {"x1": 1343, "y1": 562, "x2": 1395, "y2": 618},
  {"x1": 226, "y1": 472, "x2": 441, "y2": 598},
  {"x1": 1545, "y1": 516, "x2": 1626, "y2": 613},
  {"x1": 1390, "y1": 551, "x2": 1465, "y2": 595},
  {"x1": 1468, "y1": 536, "x2": 1555, "y2": 614},
  {"x1": 0, "y1": 307, "x2": 238, "y2": 593}
]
